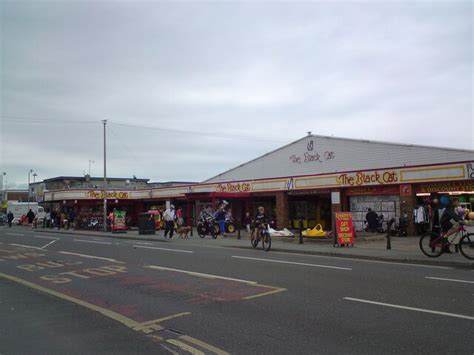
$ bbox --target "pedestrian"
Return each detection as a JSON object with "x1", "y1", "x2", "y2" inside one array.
[
  {"x1": 7, "y1": 211, "x2": 14, "y2": 228},
  {"x1": 26, "y1": 209, "x2": 35, "y2": 224},
  {"x1": 163, "y1": 204, "x2": 176, "y2": 239},
  {"x1": 243, "y1": 212, "x2": 251, "y2": 233},
  {"x1": 365, "y1": 208, "x2": 378, "y2": 232},
  {"x1": 176, "y1": 207, "x2": 184, "y2": 227},
  {"x1": 50, "y1": 210, "x2": 57, "y2": 229},
  {"x1": 215, "y1": 207, "x2": 226, "y2": 236},
  {"x1": 45, "y1": 210, "x2": 51, "y2": 228},
  {"x1": 68, "y1": 209, "x2": 76, "y2": 230}
]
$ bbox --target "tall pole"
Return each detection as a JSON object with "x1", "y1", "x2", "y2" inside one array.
[
  {"x1": 1, "y1": 172, "x2": 5, "y2": 204},
  {"x1": 27, "y1": 169, "x2": 33, "y2": 210},
  {"x1": 102, "y1": 120, "x2": 107, "y2": 232},
  {"x1": 89, "y1": 160, "x2": 94, "y2": 176}
]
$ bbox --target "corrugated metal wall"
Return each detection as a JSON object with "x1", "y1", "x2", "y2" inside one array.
[{"x1": 206, "y1": 136, "x2": 474, "y2": 183}]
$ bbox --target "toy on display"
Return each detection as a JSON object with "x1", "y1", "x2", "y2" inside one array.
[{"x1": 302, "y1": 224, "x2": 327, "y2": 238}]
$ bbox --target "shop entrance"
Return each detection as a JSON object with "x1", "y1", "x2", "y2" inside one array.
[{"x1": 288, "y1": 194, "x2": 331, "y2": 230}]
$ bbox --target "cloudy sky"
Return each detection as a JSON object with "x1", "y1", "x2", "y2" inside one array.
[{"x1": 1, "y1": 0, "x2": 472, "y2": 188}]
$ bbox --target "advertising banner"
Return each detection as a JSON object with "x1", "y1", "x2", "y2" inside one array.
[
  {"x1": 335, "y1": 212, "x2": 354, "y2": 246},
  {"x1": 112, "y1": 210, "x2": 127, "y2": 232}
]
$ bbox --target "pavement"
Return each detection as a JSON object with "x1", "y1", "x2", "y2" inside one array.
[
  {"x1": 1, "y1": 225, "x2": 473, "y2": 354},
  {"x1": 30, "y1": 226, "x2": 474, "y2": 269}
]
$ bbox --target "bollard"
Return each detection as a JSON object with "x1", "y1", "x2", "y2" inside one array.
[
  {"x1": 299, "y1": 220, "x2": 304, "y2": 244},
  {"x1": 238, "y1": 222, "x2": 241, "y2": 240},
  {"x1": 386, "y1": 231, "x2": 391, "y2": 250},
  {"x1": 190, "y1": 218, "x2": 193, "y2": 237}
]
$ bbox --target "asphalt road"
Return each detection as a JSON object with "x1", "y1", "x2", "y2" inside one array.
[{"x1": 1, "y1": 226, "x2": 473, "y2": 354}]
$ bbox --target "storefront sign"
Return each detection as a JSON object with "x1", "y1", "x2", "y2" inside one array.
[
  {"x1": 288, "y1": 189, "x2": 332, "y2": 195},
  {"x1": 345, "y1": 185, "x2": 400, "y2": 196},
  {"x1": 337, "y1": 170, "x2": 399, "y2": 186},
  {"x1": 331, "y1": 191, "x2": 340, "y2": 204},
  {"x1": 399, "y1": 184, "x2": 412, "y2": 196},
  {"x1": 112, "y1": 210, "x2": 127, "y2": 232},
  {"x1": 416, "y1": 180, "x2": 474, "y2": 193},
  {"x1": 335, "y1": 212, "x2": 355, "y2": 246},
  {"x1": 216, "y1": 182, "x2": 251, "y2": 193},
  {"x1": 86, "y1": 191, "x2": 130, "y2": 199}
]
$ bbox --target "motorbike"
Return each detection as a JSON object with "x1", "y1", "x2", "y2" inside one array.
[
  {"x1": 364, "y1": 214, "x2": 385, "y2": 233},
  {"x1": 197, "y1": 216, "x2": 220, "y2": 239}
]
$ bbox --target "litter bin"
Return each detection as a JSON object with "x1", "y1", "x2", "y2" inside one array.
[{"x1": 138, "y1": 213, "x2": 156, "y2": 235}]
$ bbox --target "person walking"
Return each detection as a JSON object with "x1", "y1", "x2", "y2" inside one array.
[
  {"x1": 176, "y1": 207, "x2": 184, "y2": 227},
  {"x1": 7, "y1": 211, "x2": 14, "y2": 228},
  {"x1": 68, "y1": 209, "x2": 76, "y2": 230},
  {"x1": 215, "y1": 208, "x2": 226, "y2": 236},
  {"x1": 26, "y1": 209, "x2": 35, "y2": 225},
  {"x1": 50, "y1": 210, "x2": 57, "y2": 229},
  {"x1": 163, "y1": 204, "x2": 176, "y2": 239},
  {"x1": 243, "y1": 212, "x2": 251, "y2": 233}
]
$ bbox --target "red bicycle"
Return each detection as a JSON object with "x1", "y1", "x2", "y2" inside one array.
[{"x1": 419, "y1": 224, "x2": 474, "y2": 260}]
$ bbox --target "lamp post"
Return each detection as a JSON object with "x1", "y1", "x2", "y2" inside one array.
[
  {"x1": 102, "y1": 120, "x2": 107, "y2": 232},
  {"x1": 28, "y1": 169, "x2": 34, "y2": 210},
  {"x1": 32, "y1": 173, "x2": 38, "y2": 202}
]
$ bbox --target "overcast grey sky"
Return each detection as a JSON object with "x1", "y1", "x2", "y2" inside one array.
[{"x1": 1, "y1": 0, "x2": 472, "y2": 188}]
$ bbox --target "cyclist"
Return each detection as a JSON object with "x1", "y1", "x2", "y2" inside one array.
[
  {"x1": 440, "y1": 197, "x2": 462, "y2": 251},
  {"x1": 252, "y1": 206, "x2": 270, "y2": 236}
]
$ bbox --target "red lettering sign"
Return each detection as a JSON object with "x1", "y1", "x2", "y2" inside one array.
[{"x1": 335, "y1": 212, "x2": 355, "y2": 246}]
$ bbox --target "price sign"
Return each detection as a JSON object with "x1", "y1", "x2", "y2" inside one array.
[{"x1": 335, "y1": 212, "x2": 354, "y2": 246}]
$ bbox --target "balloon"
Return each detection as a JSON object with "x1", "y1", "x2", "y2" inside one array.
[
  {"x1": 458, "y1": 196, "x2": 466, "y2": 202},
  {"x1": 469, "y1": 212, "x2": 474, "y2": 220},
  {"x1": 456, "y1": 207, "x2": 465, "y2": 218},
  {"x1": 440, "y1": 195, "x2": 450, "y2": 206},
  {"x1": 432, "y1": 198, "x2": 439, "y2": 205},
  {"x1": 469, "y1": 196, "x2": 474, "y2": 203}
]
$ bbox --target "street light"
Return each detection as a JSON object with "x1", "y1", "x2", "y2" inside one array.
[
  {"x1": 28, "y1": 169, "x2": 34, "y2": 209},
  {"x1": 102, "y1": 120, "x2": 107, "y2": 232}
]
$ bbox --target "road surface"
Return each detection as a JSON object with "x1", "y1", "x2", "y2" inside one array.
[{"x1": 1, "y1": 226, "x2": 473, "y2": 354}]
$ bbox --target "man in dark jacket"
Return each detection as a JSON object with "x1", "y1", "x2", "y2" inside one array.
[
  {"x1": 365, "y1": 208, "x2": 378, "y2": 232},
  {"x1": 7, "y1": 211, "x2": 14, "y2": 227},
  {"x1": 27, "y1": 209, "x2": 35, "y2": 224}
]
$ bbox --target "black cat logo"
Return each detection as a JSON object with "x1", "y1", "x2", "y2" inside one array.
[
  {"x1": 468, "y1": 163, "x2": 474, "y2": 179},
  {"x1": 307, "y1": 140, "x2": 314, "y2": 151}
]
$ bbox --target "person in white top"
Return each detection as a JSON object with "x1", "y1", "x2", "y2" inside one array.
[{"x1": 163, "y1": 205, "x2": 176, "y2": 239}]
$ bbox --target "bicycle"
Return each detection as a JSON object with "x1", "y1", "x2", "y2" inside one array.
[
  {"x1": 250, "y1": 222, "x2": 271, "y2": 252},
  {"x1": 419, "y1": 224, "x2": 474, "y2": 260}
]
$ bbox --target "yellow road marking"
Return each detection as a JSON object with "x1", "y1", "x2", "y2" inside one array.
[
  {"x1": 180, "y1": 335, "x2": 231, "y2": 355},
  {"x1": 0, "y1": 272, "x2": 140, "y2": 328},
  {"x1": 242, "y1": 286, "x2": 287, "y2": 300},
  {"x1": 0, "y1": 272, "x2": 228, "y2": 354},
  {"x1": 167, "y1": 339, "x2": 205, "y2": 355},
  {"x1": 139, "y1": 312, "x2": 192, "y2": 326}
]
